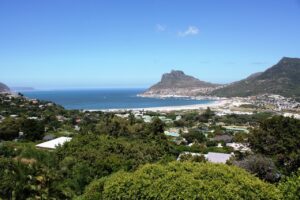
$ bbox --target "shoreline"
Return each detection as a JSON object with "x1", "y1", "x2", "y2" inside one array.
[{"x1": 85, "y1": 99, "x2": 230, "y2": 112}]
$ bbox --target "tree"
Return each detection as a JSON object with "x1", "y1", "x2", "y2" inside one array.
[
  {"x1": 79, "y1": 162, "x2": 281, "y2": 200},
  {"x1": 179, "y1": 153, "x2": 206, "y2": 163},
  {"x1": 21, "y1": 119, "x2": 45, "y2": 141},
  {"x1": 148, "y1": 117, "x2": 165, "y2": 136},
  {"x1": 278, "y1": 168, "x2": 300, "y2": 200},
  {"x1": 184, "y1": 129, "x2": 206, "y2": 143},
  {"x1": 233, "y1": 154, "x2": 279, "y2": 182},
  {"x1": 55, "y1": 133, "x2": 174, "y2": 196},
  {"x1": 249, "y1": 116, "x2": 300, "y2": 175},
  {"x1": 0, "y1": 118, "x2": 20, "y2": 140}
]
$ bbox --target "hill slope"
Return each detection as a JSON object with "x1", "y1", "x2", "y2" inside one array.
[
  {"x1": 0, "y1": 82, "x2": 10, "y2": 93},
  {"x1": 212, "y1": 57, "x2": 300, "y2": 98},
  {"x1": 141, "y1": 70, "x2": 220, "y2": 97}
]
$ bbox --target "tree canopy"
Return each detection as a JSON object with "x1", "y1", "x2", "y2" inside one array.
[
  {"x1": 249, "y1": 116, "x2": 300, "y2": 174},
  {"x1": 79, "y1": 162, "x2": 281, "y2": 200}
]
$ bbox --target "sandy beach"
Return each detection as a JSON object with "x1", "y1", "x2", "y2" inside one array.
[{"x1": 87, "y1": 99, "x2": 231, "y2": 112}]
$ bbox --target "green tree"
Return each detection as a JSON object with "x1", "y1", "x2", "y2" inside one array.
[
  {"x1": 148, "y1": 117, "x2": 165, "y2": 136},
  {"x1": 21, "y1": 119, "x2": 45, "y2": 141},
  {"x1": 278, "y1": 168, "x2": 300, "y2": 200},
  {"x1": 249, "y1": 116, "x2": 300, "y2": 175},
  {"x1": 184, "y1": 129, "x2": 206, "y2": 143},
  {"x1": 0, "y1": 118, "x2": 20, "y2": 140},
  {"x1": 233, "y1": 154, "x2": 279, "y2": 182},
  {"x1": 79, "y1": 162, "x2": 281, "y2": 200}
]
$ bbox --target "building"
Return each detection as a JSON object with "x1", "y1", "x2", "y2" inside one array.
[
  {"x1": 226, "y1": 143, "x2": 251, "y2": 152},
  {"x1": 36, "y1": 137, "x2": 72, "y2": 150},
  {"x1": 205, "y1": 152, "x2": 233, "y2": 164},
  {"x1": 177, "y1": 152, "x2": 233, "y2": 164}
]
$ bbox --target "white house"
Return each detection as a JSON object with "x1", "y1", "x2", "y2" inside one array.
[
  {"x1": 36, "y1": 137, "x2": 72, "y2": 150},
  {"x1": 205, "y1": 152, "x2": 233, "y2": 164},
  {"x1": 226, "y1": 143, "x2": 251, "y2": 152},
  {"x1": 177, "y1": 152, "x2": 233, "y2": 164}
]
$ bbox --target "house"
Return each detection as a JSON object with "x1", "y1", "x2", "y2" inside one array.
[
  {"x1": 205, "y1": 152, "x2": 233, "y2": 164},
  {"x1": 164, "y1": 131, "x2": 180, "y2": 137},
  {"x1": 177, "y1": 152, "x2": 233, "y2": 164},
  {"x1": 175, "y1": 115, "x2": 182, "y2": 121},
  {"x1": 217, "y1": 143, "x2": 223, "y2": 148},
  {"x1": 36, "y1": 137, "x2": 72, "y2": 150},
  {"x1": 226, "y1": 143, "x2": 251, "y2": 152},
  {"x1": 142, "y1": 115, "x2": 152, "y2": 123}
]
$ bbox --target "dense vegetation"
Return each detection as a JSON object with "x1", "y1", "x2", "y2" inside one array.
[
  {"x1": 1, "y1": 93, "x2": 300, "y2": 199},
  {"x1": 249, "y1": 116, "x2": 300, "y2": 175},
  {"x1": 79, "y1": 162, "x2": 281, "y2": 200}
]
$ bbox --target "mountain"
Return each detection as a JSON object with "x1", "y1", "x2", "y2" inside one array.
[
  {"x1": 0, "y1": 82, "x2": 10, "y2": 93},
  {"x1": 211, "y1": 57, "x2": 300, "y2": 98},
  {"x1": 141, "y1": 70, "x2": 220, "y2": 97}
]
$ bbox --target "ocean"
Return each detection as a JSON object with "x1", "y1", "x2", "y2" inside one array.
[{"x1": 23, "y1": 89, "x2": 214, "y2": 110}]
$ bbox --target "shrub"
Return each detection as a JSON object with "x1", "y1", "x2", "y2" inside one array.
[
  {"x1": 80, "y1": 162, "x2": 281, "y2": 200},
  {"x1": 278, "y1": 168, "x2": 300, "y2": 200}
]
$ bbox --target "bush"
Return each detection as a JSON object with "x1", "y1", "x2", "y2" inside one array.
[
  {"x1": 278, "y1": 168, "x2": 300, "y2": 200},
  {"x1": 233, "y1": 154, "x2": 279, "y2": 182},
  {"x1": 249, "y1": 116, "x2": 300, "y2": 175},
  {"x1": 80, "y1": 162, "x2": 281, "y2": 200}
]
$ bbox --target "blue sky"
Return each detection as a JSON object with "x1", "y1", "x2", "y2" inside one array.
[{"x1": 0, "y1": 0, "x2": 300, "y2": 89}]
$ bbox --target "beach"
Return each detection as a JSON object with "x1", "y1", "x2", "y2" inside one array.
[{"x1": 87, "y1": 99, "x2": 231, "y2": 112}]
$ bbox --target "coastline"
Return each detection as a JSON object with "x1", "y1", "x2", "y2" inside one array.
[{"x1": 86, "y1": 99, "x2": 230, "y2": 112}]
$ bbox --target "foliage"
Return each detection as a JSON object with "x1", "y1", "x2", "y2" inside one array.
[
  {"x1": 21, "y1": 119, "x2": 45, "y2": 141},
  {"x1": 233, "y1": 154, "x2": 279, "y2": 182},
  {"x1": 249, "y1": 116, "x2": 300, "y2": 175},
  {"x1": 179, "y1": 154, "x2": 207, "y2": 163},
  {"x1": 0, "y1": 152, "x2": 66, "y2": 199},
  {"x1": 80, "y1": 162, "x2": 281, "y2": 200},
  {"x1": 183, "y1": 128, "x2": 206, "y2": 143},
  {"x1": 55, "y1": 132, "x2": 175, "y2": 196},
  {"x1": 0, "y1": 117, "x2": 20, "y2": 140},
  {"x1": 278, "y1": 168, "x2": 300, "y2": 200},
  {"x1": 215, "y1": 112, "x2": 273, "y2": 126},
  {"x1": 233, "y1": 132, "x2": 248, "y2": 143}
]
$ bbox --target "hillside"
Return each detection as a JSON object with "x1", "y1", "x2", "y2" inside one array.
[
  {"x1": 211, "y1": 57, "x2": 300, "y2": 99},
  {"x1": 0, "y1": 82, "x2": 10, "y2": 93},
  {"x1": 141, "y1": 70, "x2": 220, "y2": 97}
]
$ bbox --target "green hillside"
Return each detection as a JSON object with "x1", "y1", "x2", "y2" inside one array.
[
  {"x1": 0, "y1": 82, "x2": 10, "y2": 93},
  {"x1": 212, "y1": 57, "x2": 300, "y2": 99}
]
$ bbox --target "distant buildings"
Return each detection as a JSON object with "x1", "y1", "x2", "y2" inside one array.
[
  {"x1": 178, "y1": 152, "x2": 233, "y2": 164},
  {"x1": 226, "y1": 143, "x2": 251, "y2": 153}
]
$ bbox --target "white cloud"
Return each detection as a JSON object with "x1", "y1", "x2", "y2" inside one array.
[
  {"x1": 178, "y1": 26, "x2": 199, "y2": 37},
  {"x1": 156, "y1": 24, "x2": 166, "y2": 32}
]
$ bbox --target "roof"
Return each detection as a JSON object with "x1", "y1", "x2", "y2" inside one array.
[
  {"x1": 226, "y1": 143, "x2": 251, "y2": 152},
  {"x1": 205, "y1": 152, "x2": 232, "y2": 164},
  {"x1": 36, "y1": 137, "x2": 72, "y2": 149},
  {"x1": 177, "y1": 152, "x2": 233, "y2": 164},
  {"x1": 164, "y1": 131, "x2": 180, "y2": 137}
]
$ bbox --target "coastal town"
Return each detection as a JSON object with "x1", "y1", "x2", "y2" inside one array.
[{"x1": 1, "y1": 91, "x2": 299, "y2": 165}]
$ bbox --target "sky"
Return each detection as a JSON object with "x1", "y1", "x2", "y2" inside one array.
[{"x1": 0, "y1": 0, "x2": 300, "y2": 89}]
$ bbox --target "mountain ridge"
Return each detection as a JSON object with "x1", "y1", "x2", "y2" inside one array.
[
  {"x1": 211, "y1": 57, "x2": 300, "y2": 98},
  {"x1": 0, "y1": 82, "x2": 10, "y2": 93},
  {"x1": 141, "y1": 70, "x2": 220, "y2": 97}
]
